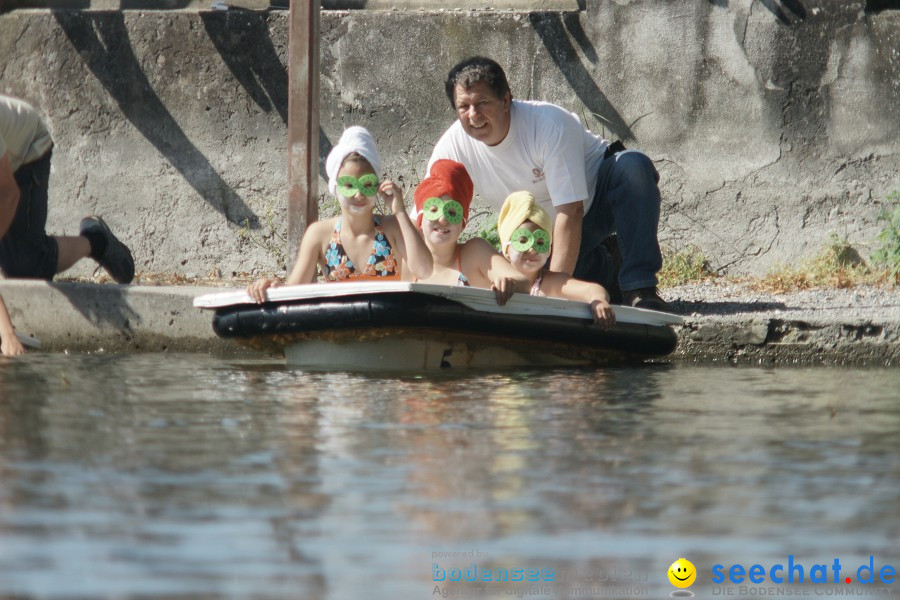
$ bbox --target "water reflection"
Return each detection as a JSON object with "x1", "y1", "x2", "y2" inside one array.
[{"x1": 0, "y1": 357, "x2": 897, "y2": 598}]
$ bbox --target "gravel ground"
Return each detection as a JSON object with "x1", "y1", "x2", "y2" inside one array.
[{"x1": 662, "y1": 281, "x2": 900, "y2": 323}]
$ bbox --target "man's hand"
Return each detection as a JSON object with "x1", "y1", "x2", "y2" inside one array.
[
  {"x1": 550, "y1": 201, "x2": 584, "y2": 275},
  {"x1": 0, "y1": 152, "x2": 21, "y2": 239}
]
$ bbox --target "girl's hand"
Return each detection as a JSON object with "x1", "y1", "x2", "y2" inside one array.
[
  {"x1": 247, "y1": 277, "x2": 281, "y2": 304},
  {"x1": 379, "y1": 179, "x2": 405, "y2": 215},
  {"x1": 490, "y1": 276, "x2": 517, "y2": 306},
  {"x1": 589, "y1": 298, "x2": 616, "y2": 330}
]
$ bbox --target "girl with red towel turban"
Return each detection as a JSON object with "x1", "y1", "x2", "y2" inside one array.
[{"x1": 412, "y1": 159, "x2": 528, "y2": 305}]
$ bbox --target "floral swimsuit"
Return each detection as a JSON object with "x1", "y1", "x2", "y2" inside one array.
[{"x1": 324, "y1": 217, "x2": 400, "y2": 281}]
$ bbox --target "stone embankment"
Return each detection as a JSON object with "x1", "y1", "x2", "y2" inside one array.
[
  {"x1": 2, "y1": 280, "x2": 896, "y2": 366},
  {"x1": 1, "y1": 4, "x2": 898, "y2": 280},
  {"x1": 666, "y1": 281, "x2": 899, "y2": 366}
]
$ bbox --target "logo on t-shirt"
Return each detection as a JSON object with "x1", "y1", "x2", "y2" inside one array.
[{"x1": 531, "y1": 168, "x2": 545, "y2": 184}]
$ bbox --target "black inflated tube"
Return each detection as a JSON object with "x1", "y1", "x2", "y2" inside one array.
[{"x1": 212, "y1": 292, "x2": 677, "y2": 356}]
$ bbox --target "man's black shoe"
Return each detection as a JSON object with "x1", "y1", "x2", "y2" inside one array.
[
  {"x1": 622, "y1": 287, "x2": 670, "y2": 312},
  {"x1": 80, "y1": 216, "x2": 135, "y2": 284}
]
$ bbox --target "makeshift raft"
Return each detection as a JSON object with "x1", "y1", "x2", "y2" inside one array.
[{"x1": 193, "y1": 282, "x2": 683, "y2": 371}]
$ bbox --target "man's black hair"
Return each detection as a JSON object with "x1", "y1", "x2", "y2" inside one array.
[{"x1": 444, "y1": 56, "x2": 512, "y2": 109}]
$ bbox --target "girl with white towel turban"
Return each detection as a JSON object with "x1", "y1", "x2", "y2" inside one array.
[{"x1": 248, "y1": 127, "x2": 432, "y2": 302}]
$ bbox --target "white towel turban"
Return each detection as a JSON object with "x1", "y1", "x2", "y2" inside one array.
[{"x1": 325, "y1": 126, "x2": 383, "y2": 196}]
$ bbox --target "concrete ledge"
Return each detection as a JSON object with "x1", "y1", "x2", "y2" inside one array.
[
  {"x1": 0, "y1": 280, "x2": 230, "y2": 354},
  {"x1": 674, "y1": 317, "x2": 899, "y2": 366},
  {"x1": 1, "y1": 280, "x2": 896, "y2": 365}
]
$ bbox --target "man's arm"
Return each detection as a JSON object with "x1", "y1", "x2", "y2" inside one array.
[
  {"x1": 549, "y1": 201, "x2": 584, "y2": 275},
  {"x1": 0, "y1": 152, "x2": 20, "y2": 239}
]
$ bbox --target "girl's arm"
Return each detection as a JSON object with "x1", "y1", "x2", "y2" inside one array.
[
  {"x1": 285, "y1": 221, "x2": 327, "y2": 285},
  {"x1": 465, "y1": 238, "x2": 531, "y2": 306},
  {"x1": 247, "y1": 221, "x2": 327, "y2": 303},
  {"x1": 543, "y1": 273, "x2": 615, "y2": 329},
  {"x1": 380, "y1": 179, "x2": 432, "y2": 280},
  {"x1": 0, "y1": 295, "x2": 25, "y2": 356}
]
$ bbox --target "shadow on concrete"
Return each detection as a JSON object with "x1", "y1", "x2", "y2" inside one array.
[
  {"x1": 865, "y1": 0, "x2": 900, "y2": 12},
  {"x1": 199, "y1": 10, "x2": 332, "y2": 181},
  {"x1": 201, "y1": 11, "x2": 288, "y2": 122},
  {"x1": 119, "y1": 0, "x2": 195, "y2": 7},
  {"x1": 670, "y1": 300, "x2": 788, "y2": 315},
  {"x1": 52, "y1": 10, "x2": 260, "y2": 228},
  {"x1": 317, "y1": 129, "x2": 333, "y2": 183},
  {"x1": 562, "y1": 11, "x2": 596, "y2": 63},
  {"x1": 708, "y1": 0, "x2": 807, "y2": 24},
  {"x1": 0, "y1": 0, "x2": 88, "y2": 13},
  {"x1": 321, "y1": 1, "x2": 368, "y2": 8},
  {"x1": 529, "y1": 12, "x2": 635, "y2": 141},
  {"x1": 50, "y1": 281, "x2": 142, "y2": 338}
]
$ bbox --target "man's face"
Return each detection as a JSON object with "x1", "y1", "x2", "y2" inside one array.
[{"x1": 453, "y1": 81, "x2": 512, "y2": 147}]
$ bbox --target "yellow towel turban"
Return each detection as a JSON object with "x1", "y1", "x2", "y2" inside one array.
[{"x1": 497, "y1": 191, "x2": 554, "y2": 253}]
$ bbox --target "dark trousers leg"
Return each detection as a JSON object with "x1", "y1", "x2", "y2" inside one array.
[
  {"x1": 574, "y1": 149, "x2": 662, "y2": 292},
  {"x1": 0, "y1": 151, "x2": 59, "y2": 280}
]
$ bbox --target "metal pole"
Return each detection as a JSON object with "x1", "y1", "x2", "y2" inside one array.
[{"x1": 287, "y1": 0, "x2": 320, "y2": 266}]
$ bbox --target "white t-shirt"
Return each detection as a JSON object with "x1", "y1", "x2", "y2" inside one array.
[
  {"x1": 428, "y1": 100, "x2": 608, "y2": 217},
  {"x1": 0, "y1": 95, "x2": 53, "y2": 172}
]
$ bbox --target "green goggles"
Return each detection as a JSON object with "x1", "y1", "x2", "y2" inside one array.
[
  {"x1": 508, "y1": 227, "x2": 551, "y2": 254},
  {"x1": 336, "y1": 174, "x2": 380, "y2": 198},
  {"x1": 422, "y1": 197, "x2": 465, "y2": 225}
]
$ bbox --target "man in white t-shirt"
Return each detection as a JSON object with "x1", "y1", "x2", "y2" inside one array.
[
  {"x1": 429, "y1": 57, "x2": 667, "y2": 311},
  {"x1": 0, "y1": 94, "x2": 134, "y2": 283}
]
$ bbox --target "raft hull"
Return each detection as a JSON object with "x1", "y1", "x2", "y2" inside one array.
[{"x1": 210, "y1": 291, "x2": 678, "y2": 371}]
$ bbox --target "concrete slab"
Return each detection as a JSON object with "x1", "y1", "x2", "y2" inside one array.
[{"x1": 0, "y1": 280, "x2": 231, "y2": 353}]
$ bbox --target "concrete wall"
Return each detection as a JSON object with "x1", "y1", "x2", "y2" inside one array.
[{"x1": 0, "y1": 1, "x2": 898, "y2": 279}]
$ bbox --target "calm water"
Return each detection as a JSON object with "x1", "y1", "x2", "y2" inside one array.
[{"x1": 0, "y1": 354, "x2": 897, "y2": 599}]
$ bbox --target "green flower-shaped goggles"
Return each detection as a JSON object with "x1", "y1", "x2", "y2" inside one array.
[
  {"x1": 507, "y1": 227, "x2": 552, "y2": 254},
  {"x1": 421, "y1": 197, "x2": 465, "y2": 225},
  {"x1": 336, "y1": 174, "x2": 380, "y2": 198}
]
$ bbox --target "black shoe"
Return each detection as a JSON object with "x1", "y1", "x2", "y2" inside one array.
[
  {"x1": 80, "y1": 216, "x2": 135, "y2": 284},
  {"x1": 600, "y1": 234, "x2": 623, "y2": 303},
  {"x1": 623, "y1": 287, "x2": 670, "y2": 312}
]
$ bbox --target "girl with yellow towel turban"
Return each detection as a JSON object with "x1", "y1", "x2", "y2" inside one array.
[{"x1": 499, "y1": 191, "x2": 615, "y2": 329}]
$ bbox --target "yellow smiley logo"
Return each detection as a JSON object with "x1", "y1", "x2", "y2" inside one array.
[{"x1": 668, "y1": 558, "x2": 697, "y2": 588}]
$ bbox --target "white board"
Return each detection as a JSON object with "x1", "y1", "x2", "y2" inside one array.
[{"x1": 194, "y1": 282, "x2": 683, "y2": 327}]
